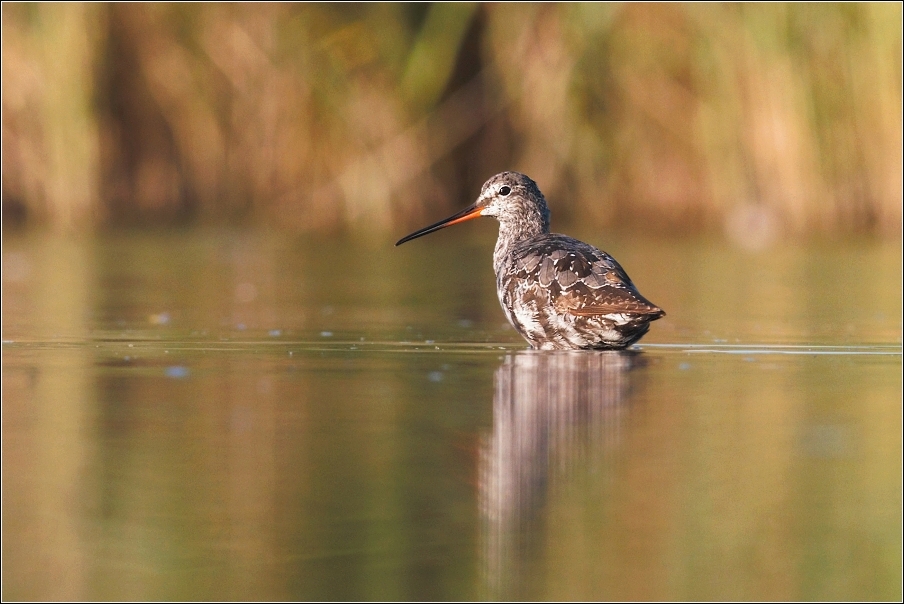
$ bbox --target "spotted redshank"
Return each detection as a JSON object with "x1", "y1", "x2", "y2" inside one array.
[{"x1": 396, "y1": 172, "x2": 664, "y2": 350}]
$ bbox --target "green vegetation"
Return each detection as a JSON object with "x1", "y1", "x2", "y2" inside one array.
[{"x1": 2, "y1": 3, "x2": 901, "y2": 236}]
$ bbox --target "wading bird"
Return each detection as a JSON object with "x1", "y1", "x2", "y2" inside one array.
[{"x1": 396, "y1": 172, "x2": 664, "y2": 350}]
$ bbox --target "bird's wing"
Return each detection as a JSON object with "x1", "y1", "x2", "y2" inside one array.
[{"x1": 509, "y1": 234, "x2": 664, "y2": 318}]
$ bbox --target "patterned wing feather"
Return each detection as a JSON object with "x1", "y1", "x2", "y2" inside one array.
[{"x1": 507, "y1": 234, "x2": 664, "y2": 320}]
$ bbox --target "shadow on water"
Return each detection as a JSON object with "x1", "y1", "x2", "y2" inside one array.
[{"x1": 480, "y1": 350, "x2": 646, "y2": 600}]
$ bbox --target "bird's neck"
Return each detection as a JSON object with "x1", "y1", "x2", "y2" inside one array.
[{"x1": 493, "y1": 213, "x2": 549, "y2": 273}]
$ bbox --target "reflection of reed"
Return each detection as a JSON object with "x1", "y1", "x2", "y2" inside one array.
[
  {"x1": 1, "y1": 240, "x2": 93, "y2": 600},
  {"x1": 479, "y1": 351, "x2": 643, "y2": 600}
]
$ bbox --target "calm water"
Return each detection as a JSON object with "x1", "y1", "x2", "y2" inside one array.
[{"x1": 2, "y1": 229, "x2": 902, "y2": 600}]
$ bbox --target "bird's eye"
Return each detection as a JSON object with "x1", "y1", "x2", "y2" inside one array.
[{"x1": 499, "y1": 186, "x2": 511, "y2": 196}]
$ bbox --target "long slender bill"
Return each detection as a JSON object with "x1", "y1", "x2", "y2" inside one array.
[{"x1": 395, "y1": 202, "x2": 484, "y2": 246}]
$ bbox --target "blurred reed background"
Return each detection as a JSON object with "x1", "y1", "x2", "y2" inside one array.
[{"x1": 2, "y1": 3, "x2": 901, "y2": 238}]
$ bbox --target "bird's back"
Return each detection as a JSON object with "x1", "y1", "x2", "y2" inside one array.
[{"x1": 496, "y1": 233, "x2": 664, "y2": 350}]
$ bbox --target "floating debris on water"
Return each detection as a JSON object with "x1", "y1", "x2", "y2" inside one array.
[{"x1": 165, "y1": 366, "x2": 189, "y2": 379}]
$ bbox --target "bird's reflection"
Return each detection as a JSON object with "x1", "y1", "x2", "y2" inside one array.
[{"x1": 479, "y1": 350, "x2": 645, "y2": 599}]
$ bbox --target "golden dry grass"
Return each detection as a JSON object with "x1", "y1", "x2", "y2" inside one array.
[{"x1": 2, "y1": 3, "x2": 901, "y2": 237}]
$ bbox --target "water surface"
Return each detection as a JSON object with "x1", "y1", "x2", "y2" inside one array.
[{"x1": 3, "y1": 230, "x2": 901, "y2": 600}]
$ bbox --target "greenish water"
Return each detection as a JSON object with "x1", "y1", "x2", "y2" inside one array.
[{"x1": 2, "y1": 230, "x2": 902, "y2": 600}]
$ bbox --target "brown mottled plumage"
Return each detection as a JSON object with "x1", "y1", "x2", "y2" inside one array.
[{"x1": 396, "y1": 172, "x2": 664, "y2": 350}]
